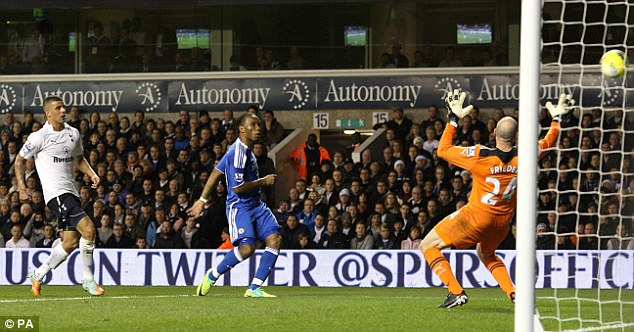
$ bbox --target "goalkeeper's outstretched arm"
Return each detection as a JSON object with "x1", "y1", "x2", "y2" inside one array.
[
  {"x1": 539, "y1": 93, "x2": 575, "y2": 158},
  {"x1": 537, "y1": 121, "x2": 560, "y2": 158},
  {"x1": 187, "y1": 168, "x2": 224, "y2": 217},
  {"x1": 436, "y1": 89, "x2": 479, "y2": 170}
]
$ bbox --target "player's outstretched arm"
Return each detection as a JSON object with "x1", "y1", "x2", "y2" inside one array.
[
  {"x1": 233, "y1": 174, "x2": 277, "y2": 194},
  {"x1": 187, "y1": 168, "x2": 224, "y2": 217},
  {"x1": 75, "y1": 155, "x2": 100, "y2": 188},
  {"x1": 539, "y1": 94, "x2": 574, "y2": 157},
  {"x1": 14, "y1": 155, "x2": 29, "y2": 202},
  {"x1": 437, "y1": 89, "x2": 478, "y2": 171}
]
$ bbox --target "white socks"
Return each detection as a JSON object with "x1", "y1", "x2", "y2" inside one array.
[
  {"x1": 34, "y1": 243, "x2": 69, "y2": 280},
  {"x1": 79, "y1": 237, "x2": 95, "y2": 282},
  {"x1": 34, "y1": 237, "x2": 96, "y2": 282}
]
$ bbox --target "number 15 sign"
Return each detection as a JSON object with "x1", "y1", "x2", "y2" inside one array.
[{"x1": 313, "y1": 113, "x2": 329, "y2": 129}]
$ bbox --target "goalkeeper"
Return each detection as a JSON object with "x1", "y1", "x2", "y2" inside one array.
[{"x1": 420, "y1": 90, "x2": 571, "y2": 309}]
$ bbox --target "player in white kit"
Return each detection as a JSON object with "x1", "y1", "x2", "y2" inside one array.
[{"x1": 15, "y1": 96, "x2": 105, "y2": 296}]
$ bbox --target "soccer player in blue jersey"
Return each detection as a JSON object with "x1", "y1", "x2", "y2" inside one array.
[{"x1": 188, "y1": 113, "x2": 280, "y2": 298}]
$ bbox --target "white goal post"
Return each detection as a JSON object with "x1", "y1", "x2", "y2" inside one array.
[
  {"x1": 515, "y1": 0, "x2": 542, "y2": 331},
  {"x1": 517, "y1": 1, "x2": 634, "y2": 332}
]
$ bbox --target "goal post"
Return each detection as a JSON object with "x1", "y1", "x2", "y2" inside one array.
[
  {"x1": 515, "y1": 0, "x2": 542, "y2": 331},
  {"x1": 517, "y1": 1, "x2": 634, "y2": 331}
]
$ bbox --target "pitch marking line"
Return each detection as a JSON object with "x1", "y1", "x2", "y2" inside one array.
[
  {"x1": 0, "y1": 294, "x2": 198, "y2": 303},
  {"x1": 560, "y1": 322, "x2": 634, "y2": 332}
]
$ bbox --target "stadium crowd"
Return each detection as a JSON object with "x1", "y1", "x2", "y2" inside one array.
[{"x1": 0, "y1": 104, "x2": 632, "y2": 250}]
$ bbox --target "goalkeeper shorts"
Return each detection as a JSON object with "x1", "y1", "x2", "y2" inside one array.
[{"x1": 434, "y1": 203, "x2": 512, "y2": 255}]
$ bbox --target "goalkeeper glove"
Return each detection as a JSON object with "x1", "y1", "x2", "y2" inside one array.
[
  {"x1": 445, "y1": 89, "x2": 474, "y2": 126},
  {"x1": 545, "y1": 93, "x2": 575, "y2": 122}
]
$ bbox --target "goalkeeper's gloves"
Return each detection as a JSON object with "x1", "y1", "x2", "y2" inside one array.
[
  {"x1": 545, "y1": 93, "x2": 575, "y2": 122},
  {"x1": 445, "y1": 89, "x2": 474, "y2": 127}
]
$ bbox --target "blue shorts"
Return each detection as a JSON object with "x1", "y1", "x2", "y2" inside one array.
[
  {"x1": 226, "y1": 201, "x2": 279, "y2": 246},
  {"x1": 46, "y1": 193, "x2": 88, "y2": 230}
]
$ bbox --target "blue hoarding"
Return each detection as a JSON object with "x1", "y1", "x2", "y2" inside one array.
[{"x1": 0, "y1": 73, "x2": 629, "y2": 114}]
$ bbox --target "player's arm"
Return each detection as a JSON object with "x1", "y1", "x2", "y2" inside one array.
[
  {"x1": 437, "y1": 89, "x2": 478, "y2": 170},
  {"x1": 539, "y1": 94, "x2": 574, "y2": 158},
  {"x1": 229, "y1": 147, "x2": 277, "y2": 194},
  {"x1": 187, "y1": 167, "x2": 224, "y2": 217},
  {"x1": 16, "y1": 133, "x2": 42, "y2": 202},
  {"x1": 233, "y1": 174, "x2": 277, "y2": 194},
  {"x1": 75, "y1": 155, "x2": 100, "y2": 188},
  {"x1": 538, "y1": 121, "x2": 560, "y2": 158},
  {"x1": 437, "y1": 123, "x2": 479, "y2": 171},
  {"x1": 14, "y1": 155, "x2": 29, "y2": 202}
]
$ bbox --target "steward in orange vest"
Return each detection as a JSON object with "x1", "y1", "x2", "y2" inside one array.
[{"x1": 290, "y1": 134, "x2": 331, "y2": 180}]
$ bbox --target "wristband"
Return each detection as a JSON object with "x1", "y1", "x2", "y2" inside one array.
[
  {"x1": 198, "y1": 197, "x2": 208, "y2": 204},
  {"x1": 447, "y1": 112, "x2": 460, "y2": 126}
]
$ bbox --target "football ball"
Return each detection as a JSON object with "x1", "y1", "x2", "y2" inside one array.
[{"x1": 600, "y1": 50, "x2": 628, "y2": 78}]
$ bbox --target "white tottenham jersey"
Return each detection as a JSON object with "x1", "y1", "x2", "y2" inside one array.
[{"x1": 19, "y1": 122, "x2": 82, "y2": 204}]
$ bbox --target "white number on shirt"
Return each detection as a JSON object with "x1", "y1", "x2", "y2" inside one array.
[{"x1": 480, "y1": 176, "x2": 518, "y2": 206}]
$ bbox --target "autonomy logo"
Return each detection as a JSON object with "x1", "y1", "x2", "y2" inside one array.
[
  {"x1": 433, "y1": 77, "x2": 463, "y2": 103},
  {"x1": 599, "y1": 77, "x2": 621, "y2": 106},
  {"x1": 135, "y1": 82, "x2": 162, "y2": 112},
  {"x1": 0, "y1": 84, "x2": 17, "y2": 114},
  {"x1": 283, "y1": 80, "x2": 310, "y2": 109}
]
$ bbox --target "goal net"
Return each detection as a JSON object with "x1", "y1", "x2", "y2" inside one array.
[{"x1": 535, "y1": 1, "x2": 634, "y2": 331}]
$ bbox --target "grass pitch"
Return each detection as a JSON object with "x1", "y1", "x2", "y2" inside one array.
[{"x1": 0, "y1": 286, "x2": 631, "y2": 332}]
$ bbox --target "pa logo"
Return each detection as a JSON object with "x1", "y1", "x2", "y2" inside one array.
[
  {"x1": 283, "y1": 80, "x2": 310, "y2": 109},
  {"x1": 433, "y1": 77, "x2": 463, "y2": 103},
  {"x1": 63, "y1": 146, "x2": 71, "y2": 155},
  {"x1": 135, "y1": 82, "x2": 162, "y2": 112},
  {"x1": 0, "y1": 84, "x2": 17, "y2": 114}
]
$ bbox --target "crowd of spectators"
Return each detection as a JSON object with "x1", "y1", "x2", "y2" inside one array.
[
  {"x1": 0, "y1": 107, "x2": 284, "y2": 250},
  {"x1": 379, "y1": 42, "x2": 507, "y2": 69},
  {"x1": 274, "y1": 106, "x2": 632, "y2": 251},
  {"x1": 535, "y1": 107, "x2": 634, "y2": 250},
  {"x1": 0, "y1": 103, "x2": 632, "y2": 251}
]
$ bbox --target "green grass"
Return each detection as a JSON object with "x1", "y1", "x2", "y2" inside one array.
[
  {"x1": 459, "y1": 32, "x2": 492, "y2": 44},
  {"x1": 0, "y1": 286, "x2": 631, "y2": 332},
  {"x1": 537, "y1": 289, "x2": 634, "y2": 331}
]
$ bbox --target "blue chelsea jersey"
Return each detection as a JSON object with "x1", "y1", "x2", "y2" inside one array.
[{"x1": 216, "y1": 138, "x2": 260, "y2": 206}]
